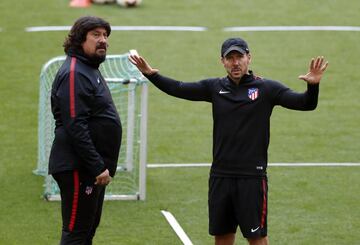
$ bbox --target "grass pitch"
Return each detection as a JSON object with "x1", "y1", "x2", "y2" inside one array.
[{"x1": 0, "y1": 0, "x2": 359, "y2": 244}]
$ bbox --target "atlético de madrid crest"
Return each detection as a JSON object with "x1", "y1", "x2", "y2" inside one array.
[
  {"x1": 248, "y1": 88, "x2": 259, "y2": 101},
  {"x1": 85, "y1": 186, "x2": 93, "y2": 195}
]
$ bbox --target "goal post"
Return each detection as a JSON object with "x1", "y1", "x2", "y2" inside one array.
[{"x1": 35, "y1": 51, "x2": 148, "y2": 200}]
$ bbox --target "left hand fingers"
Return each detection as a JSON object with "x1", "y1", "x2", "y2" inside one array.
[
  {"x1": 311, "y1": 56, "x2": 328, "y2": 71},
  {"x1": 320, "y1": 60, "x2": 329, "y2": 72},
  {"x1": 312, "y1": 56, "x2": 321, "y2": 70},
  {"x1": 315, "y1": 56, "x2": 324, "y2": 69}
]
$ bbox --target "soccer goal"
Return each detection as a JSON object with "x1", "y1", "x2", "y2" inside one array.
[{"x1": 34, "y1": 51, "x2": 148, "y2": 201}]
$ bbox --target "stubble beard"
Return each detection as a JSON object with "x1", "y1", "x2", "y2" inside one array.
[
  {"x1": 89, "y1": 50, "x2": 106, "y2": 64},
  {"x1": 93, "y1": 43, "x2": 108, "y2": 64}
]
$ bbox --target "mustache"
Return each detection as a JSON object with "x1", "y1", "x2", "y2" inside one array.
[{"x1": 96, "y1": 43, "x2": 109, "y2": 50}]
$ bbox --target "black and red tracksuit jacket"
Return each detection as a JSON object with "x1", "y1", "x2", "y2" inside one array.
[
  {"x1": 48, "y1": 51, "x2": 122, "y2": 178},
  {"x1": 145, "y1": 71, "x2": 319, "y2": 177}
]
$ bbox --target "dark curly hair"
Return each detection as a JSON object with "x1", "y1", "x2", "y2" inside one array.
[{"x1": 63, "y1": 16, "x2": 111, "y2": 54}]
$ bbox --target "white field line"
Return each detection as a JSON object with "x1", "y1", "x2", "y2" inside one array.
[
  {"x1": 111, "y1": 26, "x2": 207, "y2": 31},
  {"x1": 161, "y1": 210, "x2": 193, "y2": 245},
  {"x1": 148, "y1": 163, "x2": 360, "y2": 168},
  {"x1": 26, "y1": 26, "x2": 71, "y2": 32},
  {"x1": 223, "y1": 26, "x2": 360, "y2": 32},
  {"x1": 25, "y1": 26, "x2": 207, "y2": 32},
  {"x1": 25, "y1": 25, "x2": 360, "y2": 32}
]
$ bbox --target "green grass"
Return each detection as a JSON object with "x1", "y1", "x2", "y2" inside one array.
[{"x1": 0, "y1": 0, "x2": 359, "y2": 244}]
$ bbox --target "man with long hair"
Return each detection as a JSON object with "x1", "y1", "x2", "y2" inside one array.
[{"x1": 49, "y1": 16, "x2": 122, "y2": 244}]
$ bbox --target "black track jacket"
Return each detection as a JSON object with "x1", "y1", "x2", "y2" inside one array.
[
  {"x1": 49, "y1": 52, "x2": 122, "y2": 177},
  {"x1": 145, "y1": 72, "x2": 319, "y2": 177}
]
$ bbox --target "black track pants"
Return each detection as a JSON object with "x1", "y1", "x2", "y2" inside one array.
[{"x1": 53, "y1": 170, "x2": 106, "y2": 245}]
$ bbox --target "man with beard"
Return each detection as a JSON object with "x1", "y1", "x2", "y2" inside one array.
[
  {"x1": 129, "y1": 37, "x2": 328, "y2": 245},
  {"x1": 49, "y1": 16, "x2": 122, "y2": 244}
]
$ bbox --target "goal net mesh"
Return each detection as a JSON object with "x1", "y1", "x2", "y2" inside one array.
[{"x1": 35, "y1": 52, "x2": 148, "y2": 200}]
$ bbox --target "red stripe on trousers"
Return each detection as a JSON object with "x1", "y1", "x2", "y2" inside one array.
[
  {"x1": 68, "y1": 170, "x2": 79, "y2": 232},
  {"x1": 69, "y1": 57, "x2": 77, "y2": 118},
  {"x1": 260, "y1": 179, "x2": 267, "y2": 228}
]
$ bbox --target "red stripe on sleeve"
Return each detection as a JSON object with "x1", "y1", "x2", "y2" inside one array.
[
  {"x1": 69, "y1": 57, "x2": 77, "y2": 118},
  {"x1": 260, "y1": 178, "x2": 267, "y2": 228},
  {"x1": 68, "y1": 170, "x2": 79, "y2": 232}
]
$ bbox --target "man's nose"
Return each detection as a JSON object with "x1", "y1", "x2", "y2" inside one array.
[{"x1": 99, "y1": 35, "x2": 107, "y2": 43}]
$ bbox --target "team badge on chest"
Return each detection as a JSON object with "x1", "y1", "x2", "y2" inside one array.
[
  {"x1": 85, "y1": 186, "x2": 93, "y2": 195},
  {"x1": 248, "y1": 88, "x2": 259, "y2": 101}
]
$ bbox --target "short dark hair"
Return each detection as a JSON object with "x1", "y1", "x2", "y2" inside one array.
[{"x1": 63, "y1": 16, "x2": 111, "y2": 54}]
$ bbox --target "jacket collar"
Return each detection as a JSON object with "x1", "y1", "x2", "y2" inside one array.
[
  {"x1": 225, "y1": 70, "x2": 255, "y2": 87},
  {"x1": 67, "y1": 49, "x2": 103, "y2": 69}
]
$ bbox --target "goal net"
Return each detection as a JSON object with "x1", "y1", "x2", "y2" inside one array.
[{"x1": 34, "y1": 51, "x2": 148, "y2": 200}]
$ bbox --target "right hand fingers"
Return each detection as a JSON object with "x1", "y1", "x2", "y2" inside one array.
[{"x1": 95, "y1": 176, "x2": 111, "y2": 186}]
